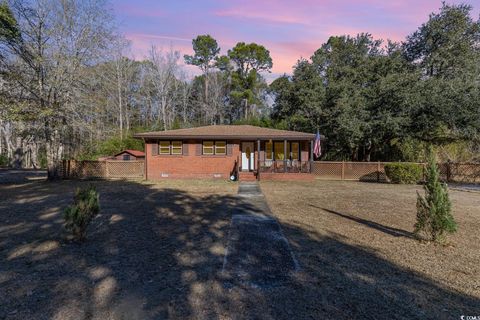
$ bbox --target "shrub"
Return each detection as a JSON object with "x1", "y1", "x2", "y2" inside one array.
[
  {"x1": 415, "y1": 147, "x2": 456, "y2": 242},
  {"x1": 78, "y1": 135, "x2": 144, "y2": 160},
  {"x1": 384, "y1": 162, "x2": 423, "y2": 184},
  {"x1": 64, "y1": 185, "x2": 100, "y2": 241},
  {"x1": 0, "y1": 154, "x2": 9, "y2": 167}
]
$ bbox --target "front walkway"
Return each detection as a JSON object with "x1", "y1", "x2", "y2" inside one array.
[{"x1": 222, "y1": 182, "x2": 299, "y2": 288}]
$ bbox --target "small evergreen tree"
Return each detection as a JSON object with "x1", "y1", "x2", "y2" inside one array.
[
  {"x1": 64, "y1": 185, "x2": 100, "y2": 241},
  {"x1": 414, "y1": 147, "x2": 456, "y2": 242}
]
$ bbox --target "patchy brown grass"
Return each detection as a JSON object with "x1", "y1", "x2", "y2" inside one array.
[
  {"x1": 261, "y1": 180, "x2": 480, "y2": 316},
  {"x1": 1, "y1": 178, "x2": 479, "y2": 319},
  {"x1": 0, "y1": 179, "x2": 238, "y2": 320}
]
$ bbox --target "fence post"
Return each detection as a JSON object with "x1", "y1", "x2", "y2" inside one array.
[
  {"x1": 422, "y1": 163, "x2": 426, "y2": 182},
  {"x1": 377, "y1": 161, "x2": 380, "y2": 182},
  {"x1": 446, "y1": 161, "x2": 451, "y2": 183},
  {"x1": 61, "y1": 160, "x2": 66, "y2": 178},
  {"x1": 257, "y1": 139, "x2": 260, "y2": 181},
  {"x1": 341, "y1": 161, "x2": 345, "y2": 180}
]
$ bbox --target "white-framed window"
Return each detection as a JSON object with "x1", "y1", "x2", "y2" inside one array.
[
  {"x1": 158, "y1": 141, "x2": 183, "y2": 155},
  {"x1": 215, "y1": 141, "x2": 226, "y2": 155},
  {"x1": 171, "y1": 141, "x2": 182, "y2": 155},
  {"x1": 203, "y1": 141, "x2": 227, "y2": 155},
  {"x1": 202, "y1": 141, "x2": 214, "y2": 155},
  {"x1": 159, "y1": 141, "x2": 171, "y2": 155}
]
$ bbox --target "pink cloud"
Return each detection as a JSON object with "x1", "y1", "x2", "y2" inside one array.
[
  {"x1": 119, "y1": 0, "x2": 480, "y2": 76},
  {"x1": 215, "y1": 9, "x2": 308, "y2": 25}
]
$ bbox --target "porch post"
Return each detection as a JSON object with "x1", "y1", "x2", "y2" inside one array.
[
  {"x1": 257, "y1": 139, "x2": 260, "y2": 180},
  {"x1": 284, "y1": 139, "x2": 287, "y2": 173},
  {"x1": 310, "y1": 140, "x2": 314, "y2": 173}
]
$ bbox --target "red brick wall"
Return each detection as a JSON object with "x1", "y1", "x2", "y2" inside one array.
[{"x1": 145, "y1": 140, "x2": 241, "y2": 180}]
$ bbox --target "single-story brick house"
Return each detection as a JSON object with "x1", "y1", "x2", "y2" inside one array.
[{"x1": 134, "y1": 125, "x2": 319, "y2": 181}]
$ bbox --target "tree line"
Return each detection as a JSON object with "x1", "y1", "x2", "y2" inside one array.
[
  {"x1": 270, "y1": 3, "x2": 480, "y2": 161},
  {"x1": 1, "y1": 1, "x2": 479, "y2": 179},
  {"x1": 0, "y1": 0, "x2": 275, "y2": 178}
]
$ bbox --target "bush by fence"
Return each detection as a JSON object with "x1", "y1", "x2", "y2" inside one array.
[
  {"x1": 311, "y1": 161, "x2": 480, "y2": 183},
  {"x1": 62, "y1": 160, "x2": 144, "y2": 180},
  {"x1": 384, "y1": 163, "x2": 423, "y2": 184}
]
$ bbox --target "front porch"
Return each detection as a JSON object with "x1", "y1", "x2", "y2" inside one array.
[{"x1": 237, "y1": 139, "x2": 314, "y2": 181}]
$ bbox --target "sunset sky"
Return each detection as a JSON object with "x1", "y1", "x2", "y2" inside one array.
[{"x1": 113, "y1": 0, "x2": 479, "y2": 80}]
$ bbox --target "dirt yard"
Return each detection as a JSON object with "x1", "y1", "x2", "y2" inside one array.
[{"x1": 0, "y1": 178, "x2": 479, "y2": 319}]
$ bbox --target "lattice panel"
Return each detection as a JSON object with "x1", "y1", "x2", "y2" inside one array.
[
  {"x1": 313, "y1": 161, "x2": 396, "y2": 182},
  {"x1": 344, "y1": 162, "x2": 386, "y2": 182},
  {"x1": 449, "y1": 163, "x2": 480, "y2": 183},
  {"x1": 106, "y1": 161, "x2": 144, "y2": 178},
  {"x1": 62, "y1": 160, "x2": 144, "y2": 179},
  {"x1": 311, "y1": 162, "x2": 343, "y2": 180}
]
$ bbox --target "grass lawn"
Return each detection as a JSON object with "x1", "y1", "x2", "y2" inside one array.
[
  {"x1": 0, "y1": 178, "x2": 479, "y2": 319},
  {"x1": 261, "y1": 180, "x2": 480, "y2": 318}
]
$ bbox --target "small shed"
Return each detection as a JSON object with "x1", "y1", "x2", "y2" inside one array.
[{"x1": 113, "y1": 149, "x2": 145, "y2": 161}]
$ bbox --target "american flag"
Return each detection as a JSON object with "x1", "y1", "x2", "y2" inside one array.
[{"x1": 313, "y1": 131, "x2": 321, "y2": 158}]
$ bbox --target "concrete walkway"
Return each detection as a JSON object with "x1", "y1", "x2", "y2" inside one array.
[{"x1": 222, "y1": 182, "x2": 299, "y2": 288}]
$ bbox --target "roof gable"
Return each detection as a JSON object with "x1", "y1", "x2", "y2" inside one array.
[{"x1": 115, "y1": 149, "x2": 145, "y2": 157}]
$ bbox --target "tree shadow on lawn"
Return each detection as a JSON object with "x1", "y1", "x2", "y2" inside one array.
[
  {"x1": 310, "y1": 204, "x2": 415, "y2": 239},
  {"x1": 0, "y1": 180, "x2": 478, "y2": 319}
]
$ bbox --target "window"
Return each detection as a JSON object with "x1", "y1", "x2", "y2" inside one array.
[
  {"x1": 203, "y1": 141, "x2": 226, "y2": 155},
  {"x1": 123, "y1": 154, "x2": 130, "y2": 161},
  {"x1": 159, "y1": 141, "x2": 171, "y2": 154},
  {"x1": 215, "y1": 141, "x2": 226, "y2": 155},
  {"x1": 291, "y1": 142, "x2": 299, "y2": 160},
  {"x1": 158, "y1": 141, "x2": 183, "y2": 155},
  {"x1": 203, "y1": 141, "x2": 214, "y2": 155},
  {"x1": 265, "y1": 141, "x2": 273, "y2": 160},
  {"x1": 171, "y1": 141, "x2": 182, "y2": 155}
]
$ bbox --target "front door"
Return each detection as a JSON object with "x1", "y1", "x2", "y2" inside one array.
[{"x1": 241, "y1": 142, "x2": 254, "y2": 171}]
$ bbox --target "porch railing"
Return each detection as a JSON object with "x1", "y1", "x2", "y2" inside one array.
[{"x1": 258, "y1": 160, "x2": 311, "y2": 173}]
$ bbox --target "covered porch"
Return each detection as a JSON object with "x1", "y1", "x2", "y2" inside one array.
[{"x1": 237, "y1": 139, "x2": 314, "y2": 180}]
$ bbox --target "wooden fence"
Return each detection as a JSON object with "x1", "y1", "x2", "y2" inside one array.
[
  {"x1": 311, "y1": 161, "x2": 480, "y2": 183},
  {"x1": 62, "y1": 160, "x2": 144, "y2": 180}
]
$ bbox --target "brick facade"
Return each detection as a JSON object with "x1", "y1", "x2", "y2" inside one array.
[
  {"x1": 144, "y1": 138, "x2": 313, "y2": 181},
  {"x1": 145, "y1": 140, "x2": 241, "y2": 180}
]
